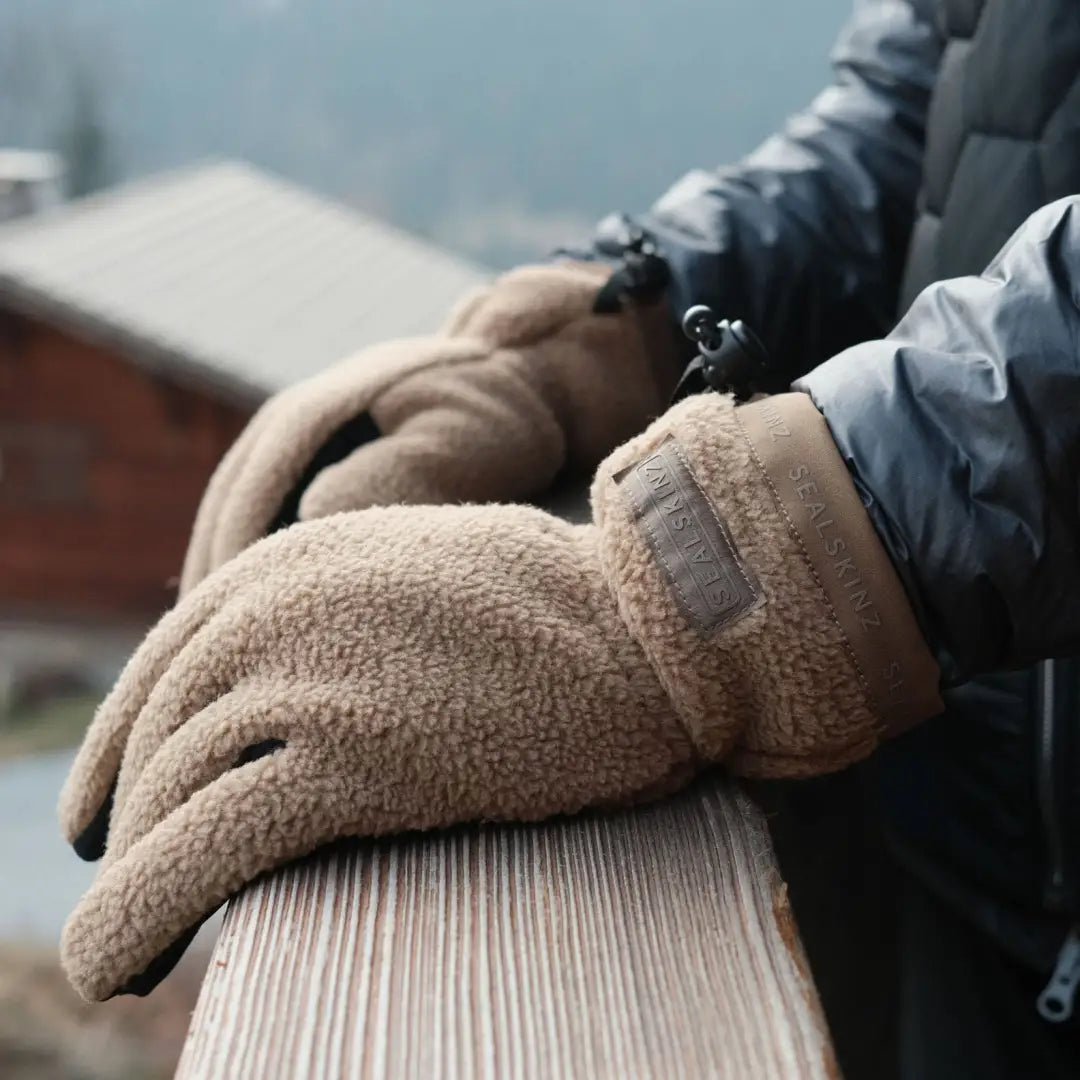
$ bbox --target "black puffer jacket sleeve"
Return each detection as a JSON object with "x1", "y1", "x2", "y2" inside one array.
[
  {"x1": 797, "y1": 197, "x2": 1080, "y2": 686},
  {"x1": 584, "y1": 0, "x2": 942, "y2": 385}
]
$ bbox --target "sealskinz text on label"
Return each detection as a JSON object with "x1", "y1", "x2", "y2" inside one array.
[{"x1": 617, "y1": 437, "x2": 763, "y2": 633}]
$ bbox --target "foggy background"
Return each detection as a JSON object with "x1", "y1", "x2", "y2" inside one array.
[{"x1": 0, "y1": 0, "x2": 850, "y2": 266}]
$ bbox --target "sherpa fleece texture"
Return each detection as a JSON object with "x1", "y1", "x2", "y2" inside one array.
[
  {"x1": 60, "y1": 392, "x2": 938, "y2": 1002},
  {"x1": 594, "y1": 395, "x2": 879, "y2": 776},
  {"x1": 62, "y1": 505, "x2": 694, "y2": 1001},
  {"x1": 179, "y1": 262, "x2": 676, "y2": 594},
  {"x1": 591, "y1": 393, "x2": 940, "y2": 775}
]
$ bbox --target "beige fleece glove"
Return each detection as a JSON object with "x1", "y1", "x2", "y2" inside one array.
[
  {"x1": 60, "y1": 392, "x2": 941, "y2": 1002},
  {"x1": 179, "y1": 262, "x2": 677, "y2": 594}
]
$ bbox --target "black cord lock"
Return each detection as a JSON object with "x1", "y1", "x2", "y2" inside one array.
[{"x1": 671, "y1": 304, "x2": 771, "y2": 403}]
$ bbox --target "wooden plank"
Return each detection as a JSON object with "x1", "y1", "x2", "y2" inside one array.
[{"x1": 177, "y1": 777, "x2": 837, "y2": 1080}]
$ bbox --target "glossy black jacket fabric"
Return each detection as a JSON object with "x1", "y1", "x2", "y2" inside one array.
[
  {"x1": 801, "y1": 202, "x2": 1080, "y2": 965},
  {"x1": 594, "y1": 0, "x2": 941, "y2": 384},
  {"x1": 587, "y1": 0, "x2": 1080, "y2": 968}
]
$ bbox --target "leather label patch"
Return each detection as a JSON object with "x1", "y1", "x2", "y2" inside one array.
[{"x1": 617, "y1": 437, "x2": 763, "y2": 633}]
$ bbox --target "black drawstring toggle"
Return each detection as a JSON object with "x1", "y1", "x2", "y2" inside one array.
[{"x1": 671, "y1": 304, "x2": 771, "y2": 403}]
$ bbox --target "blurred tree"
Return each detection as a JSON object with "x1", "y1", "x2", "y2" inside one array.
[
  {"x1": 0, "y1": 7, "x2": 120, "y2": 196},
  {"x1": 55, "y1": 66, "x2": 116, "y2": 196}
]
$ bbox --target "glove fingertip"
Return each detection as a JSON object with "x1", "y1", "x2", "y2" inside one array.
[
  {"x1": 109, "y1": 918, "x2": 207, "y2": 998},
  {"x1": 70, "y1": 781, "x2": 116, "y2": 862}
]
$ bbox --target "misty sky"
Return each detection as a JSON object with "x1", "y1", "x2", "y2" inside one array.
[{"x1": 0, "y1": 0, "x2": 853, "y2": 265}]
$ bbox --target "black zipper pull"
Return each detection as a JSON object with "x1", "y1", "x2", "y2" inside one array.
[
  {"x1": 1037, "y1": 925, "x2": 1080, "y2": 1023},
  {"x1": 671, "y1": 304, "x2": 772, "y2": 403}
]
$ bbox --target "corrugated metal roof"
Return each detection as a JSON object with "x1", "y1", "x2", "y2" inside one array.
[{"x1": 0, "y1": 161, "x2": 490, "y2": 404}]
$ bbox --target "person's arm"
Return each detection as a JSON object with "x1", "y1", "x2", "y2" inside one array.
[
  {"x1": 797, "y1": 196, "x2": 1080, "y2": 685},
  {"x1": 580, "y1": 0, "x2": 942, "y2": 386}
]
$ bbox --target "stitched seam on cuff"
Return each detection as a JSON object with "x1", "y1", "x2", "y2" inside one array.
[
  {"x1": 734, "y1": 412, "x2": 880, "y2": 728},
  {"x1": 735, "y1": 394, "x2": 943, "y2": 736}
]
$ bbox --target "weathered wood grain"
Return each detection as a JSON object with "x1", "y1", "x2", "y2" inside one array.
[{"x1": 177, "y1": 776, "x2": 836, "y2": 1080}]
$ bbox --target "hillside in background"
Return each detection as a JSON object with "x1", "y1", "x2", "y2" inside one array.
[{"x1": 0, "y1": 0, "x2": 851, "y2": 264}]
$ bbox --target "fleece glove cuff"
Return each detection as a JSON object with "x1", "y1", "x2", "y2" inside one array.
[{"x1": 592, "y1": 392, "x2": 942, "y2": 776}]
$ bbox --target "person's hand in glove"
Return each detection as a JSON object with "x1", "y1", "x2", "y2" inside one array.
[
  {"x1": 60, "y1": 391, "x2": 941, "y2": 1002},
  {"x1": 179, "y1": 262, "x2": 679, "y2": 594}
]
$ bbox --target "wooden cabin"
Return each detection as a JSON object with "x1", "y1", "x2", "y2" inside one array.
[{"x1": 0, "y1": 161, "x2": 486, "y2": 627}]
